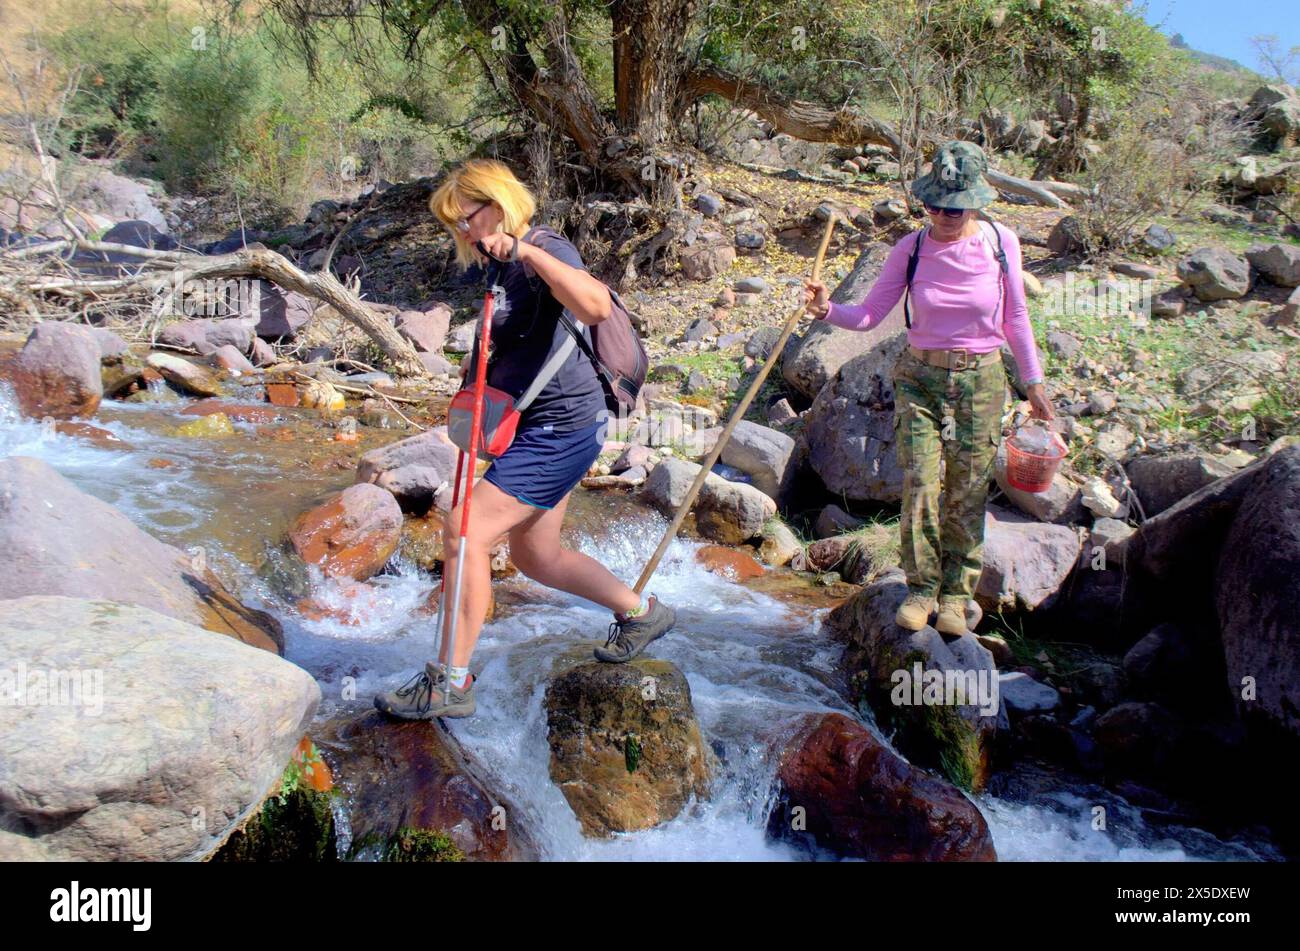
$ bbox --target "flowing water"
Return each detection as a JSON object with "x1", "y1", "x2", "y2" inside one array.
[{"x1": 0, "y1": 382, "x2": 1281, "y2": 862}]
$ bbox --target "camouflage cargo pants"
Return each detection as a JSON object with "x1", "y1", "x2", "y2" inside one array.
[{"x1": 892, "y1": 349, "x2": 1006, "y2": 603}]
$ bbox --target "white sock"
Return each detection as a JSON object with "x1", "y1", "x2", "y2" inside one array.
[{"x1": 448, "y1": 666, "x2": 471, "y2": 689}]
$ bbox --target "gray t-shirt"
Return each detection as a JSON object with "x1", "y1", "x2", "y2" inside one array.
[{"x1": 469, "y1": 225, "x2": 607, "y2": 434}]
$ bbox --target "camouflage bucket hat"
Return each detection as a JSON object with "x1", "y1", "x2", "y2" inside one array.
[{"x1": 911, "y1": 140, "x2": 997, "y2": 210}]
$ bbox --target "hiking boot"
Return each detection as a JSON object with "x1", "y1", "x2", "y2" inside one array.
[
  {"x1": 373, "y1": 662, "x2": 476, "y2": 719},
  {"x1": 895, "y1": 592, "x2": 935, "y2": 631},
  {"x1": 935, "y1": 597, "x2": 968, "y2": 636},
  {"x1": 594, "y1": 595, "x2": 676, "y2": 663}
]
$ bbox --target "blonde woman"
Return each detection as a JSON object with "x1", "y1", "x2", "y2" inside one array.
[
  {"x1": 375, "y1": 159, "x2": 676, "y2": 720},
  {"x1": 803, "y1": 141, "x2": 1054, "y2": 636}
]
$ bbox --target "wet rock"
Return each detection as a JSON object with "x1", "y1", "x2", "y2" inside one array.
[
  {"x1": 1, "y1": 322, "x2": 103, "y2": 419},
  {"x1": 1176, "y1": 247, "x2": 1252, "y2": 301},
  {"x1": 976, "y1": 505, "x2": 1083, "y2": 612},
  {"x1": 695, "y1": 478, "x2": 776, "y2": 544},
  {"x1": 694, "y1": 545, "x2": 765, "y2": 580},
  {"x1": 1094, "y1": 701, "x2": 1185, "y2": 781},
  {"x1": 175, "y1": 412, "x2": 235, "y2": 438},
  {"x1": 1126, "y1": 451, "x2": 1233, "y2": 517},
  {"x1": 0, "y1": 456, "x2": 283, "y2": 653},
  {"x1": 289, "y1": 483, "x2": 403, "y2": 581},
  {"x1": 314, "y1": 709, "x2": 533, "y2": 861},
  {"x1": 544, "y1": 659, "x2": 713, "y2": 837},
  {"x1": 146, "y1": 351, "x2": 224, "y2": 397},
  {"x1": 766, "y1": 712, "x2": 996, "y2": 861},
  {"x1": 717, "y1": 420, "x2": 797, "y2": 502},
  {"x1": 0, "y1": 595, "x2": 316, "y2": 861},
  {"x1": 758, "y1": 521, "x2": 803, "y2": 567},
  {"x1": 355, "y1": 426, "x2": 460, "y2": 513},
  {"x1": 804, "y1": 330, "x2": 909, "y2": 503},
  {"x1": 825, "y1": 570, "x2": 1003, "y2": 790},
  {"x1": 782, "y1": 243, "x2": 897, "y2": 400}
]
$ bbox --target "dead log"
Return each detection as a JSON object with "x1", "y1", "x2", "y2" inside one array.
[{"x1": 9, "y1": 240, "x2": 429, "y2": 377}]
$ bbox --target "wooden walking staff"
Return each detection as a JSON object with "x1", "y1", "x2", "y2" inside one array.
[{"x1": 631, "y1": 212, "x2": 840, "y2": 595}]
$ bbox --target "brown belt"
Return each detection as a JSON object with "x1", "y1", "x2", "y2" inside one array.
[{"x1": 907, "y1": 344, "x2": 1001, "y2": 371}]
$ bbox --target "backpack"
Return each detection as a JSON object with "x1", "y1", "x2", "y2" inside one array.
[
  {"x1": 524, "y1": 225, "x2": 649, "y2": 414},
  {"x1": 903, "y1": 219, "x2": 1008, "y2": 329}
]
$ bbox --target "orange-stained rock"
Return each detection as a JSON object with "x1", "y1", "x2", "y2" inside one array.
[
  {"x1": 266, "y1": 383, "x2": 300, "y2": 407},
  {"x1": 768, "y1": 712, "x2": 997, "y2": 862},
  {"x1": 694, "y1": 544, "x2": 765, "y2": 581},
  {"x1": 53, "y1": 421, "x2": 130, "y2": 450},
  {"x1": 292, "y1": 736, "x2": 334, "y2": 793},
  {"x1": 181, "y1": 398, "x2": 281, "y2": 424},
  {"x1": 421, "y1": 583, "x2": 495, "y2": 622},
  {"x1": 147, "y1": 457, "x2": 176, "y2": 469},
  {"x1": 289, "y1": 483, "x2": 403, "y2": 581}
]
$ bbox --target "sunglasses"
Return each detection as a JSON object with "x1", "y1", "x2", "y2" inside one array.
[
  {"x1": 924, "y1": 204, "x2": 966, "y2": 219},
  {"x1": 454, "y1": 202, "x2": 492, "y2": 233}
]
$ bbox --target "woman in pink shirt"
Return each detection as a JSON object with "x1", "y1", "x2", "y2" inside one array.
[{"x1": 803, "y1": 141, "x2": 1054, "y2": 635}]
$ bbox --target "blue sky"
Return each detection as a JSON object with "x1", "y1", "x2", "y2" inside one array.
[{"x1": 1140, "y1": 0, "x2": 1298, "y2": 74}]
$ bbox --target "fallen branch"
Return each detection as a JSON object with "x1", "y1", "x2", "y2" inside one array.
[{"x1": 3, "y1": 240, "x2": 429, "y2": 377}]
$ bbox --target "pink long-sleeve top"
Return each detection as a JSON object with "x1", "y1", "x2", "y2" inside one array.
[{"x1": 824, "y1": 222, "x2": 1044, "y2": 382}]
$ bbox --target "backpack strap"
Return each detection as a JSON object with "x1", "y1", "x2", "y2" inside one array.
[
  {"x1": 902, "y1": 226, "x2": 928, "y2": 330},
  {"x1": 978, "y1": 220, "x2": 1008, "y2": 320}
]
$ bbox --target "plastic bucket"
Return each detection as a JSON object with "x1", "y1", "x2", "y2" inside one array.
[{"x1": 1005, "y1": 428, "x2": 1067, "y2": 493}]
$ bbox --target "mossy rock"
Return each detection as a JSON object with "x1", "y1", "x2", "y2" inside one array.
[
  {"x1": 380, "y1": 827, "x2": 465, "y2": 862},
  {"x1": 211, "y1": 767, "x2": 338, "y2": 862}
]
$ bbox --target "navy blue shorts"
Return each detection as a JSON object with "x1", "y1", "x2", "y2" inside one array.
[{"x1": 483, "y1": 419, "x2": 606, "y2": 510}]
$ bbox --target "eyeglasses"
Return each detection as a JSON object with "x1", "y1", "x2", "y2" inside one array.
[
  {"x1": 924, "y1": 204, "x2": 966, "y2": 219},
  {"x1": 454, "y1": 202, "x2": 491, "y2": 233}
]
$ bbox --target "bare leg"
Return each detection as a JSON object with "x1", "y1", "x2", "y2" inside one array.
[
  {"x1": 436, "y1": 479, "x2": 537, "y2": 668},
  {"x1": 508, "y1": 493, "x2": 641, "y2": 615}
]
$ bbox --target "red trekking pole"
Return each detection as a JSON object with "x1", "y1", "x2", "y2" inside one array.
[{"x1": 437, "y1": 262, "x2": 498, "y2": 705}]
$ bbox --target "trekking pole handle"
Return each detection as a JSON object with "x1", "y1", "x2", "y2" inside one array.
[{"x1": 632, "y1": 213, "x2": 840, "y2": 595}]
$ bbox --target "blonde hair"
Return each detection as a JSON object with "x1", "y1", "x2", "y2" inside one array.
[{"x1": 429, "y1": 159, "x2": 536, "y2": 270}]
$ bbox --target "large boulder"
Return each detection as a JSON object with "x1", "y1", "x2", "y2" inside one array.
[
  {"x1": 825, "y1": 569, "x2": 1003, "y2": 791},
  {"x1": 804, "y1": 330, "x2": 909, "y2": 503},
  {"x1": 313, "y1": 709, "x2": 535, "y2": 860},
  {"x1": 782, "y1": 242, "x2": 899, "y2": 400},
  {"x1": 1, "y1": 322, "x2": 104, "y2": 419},
  {"x1": 639, "y1": 456, "x2": 724, "y2": 516},
  {"x1": 1215, "y1": 446, "x2": 1300, "y2": 745},
  {"x1": 976, "y1": 505, "x2": 1083, "y2": 612},
  {"x1": 1245, "y1": 242, "x2": 1300, "y2": 287},
  {"x1": 288, "y1": 483, "x2": 403, "y2": 581},
  {"x1": 694, "y1": 478, "x2": 777, "y2": 544},
  {"x1": 544, "y1": 659, "x2": 713, "y2": 837},
  {"x1": 355, "y1": 426, "x2": 460, "y2": 513},
  {"x1": 0, "y1": 596, "x2": 318, "y2": 861},
  {"x1": 1176, "y1": 247, "x2": 1252, "y2": 301},
  {"x1": 394, "y1": 305, "x2": 451, "y2": 353},
  {"x1": 1125, "y1": 451, "x2": 1234, "y2": 518},
  {"x1": 0, "y1": 455, "x2": 283, "y2": 653},
  {"x1": 718, "y1": 420, "x2": 797, "y2": 502},
  {"x1": 766, "y1": 712, "x2": 996, "y2": 861}
]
